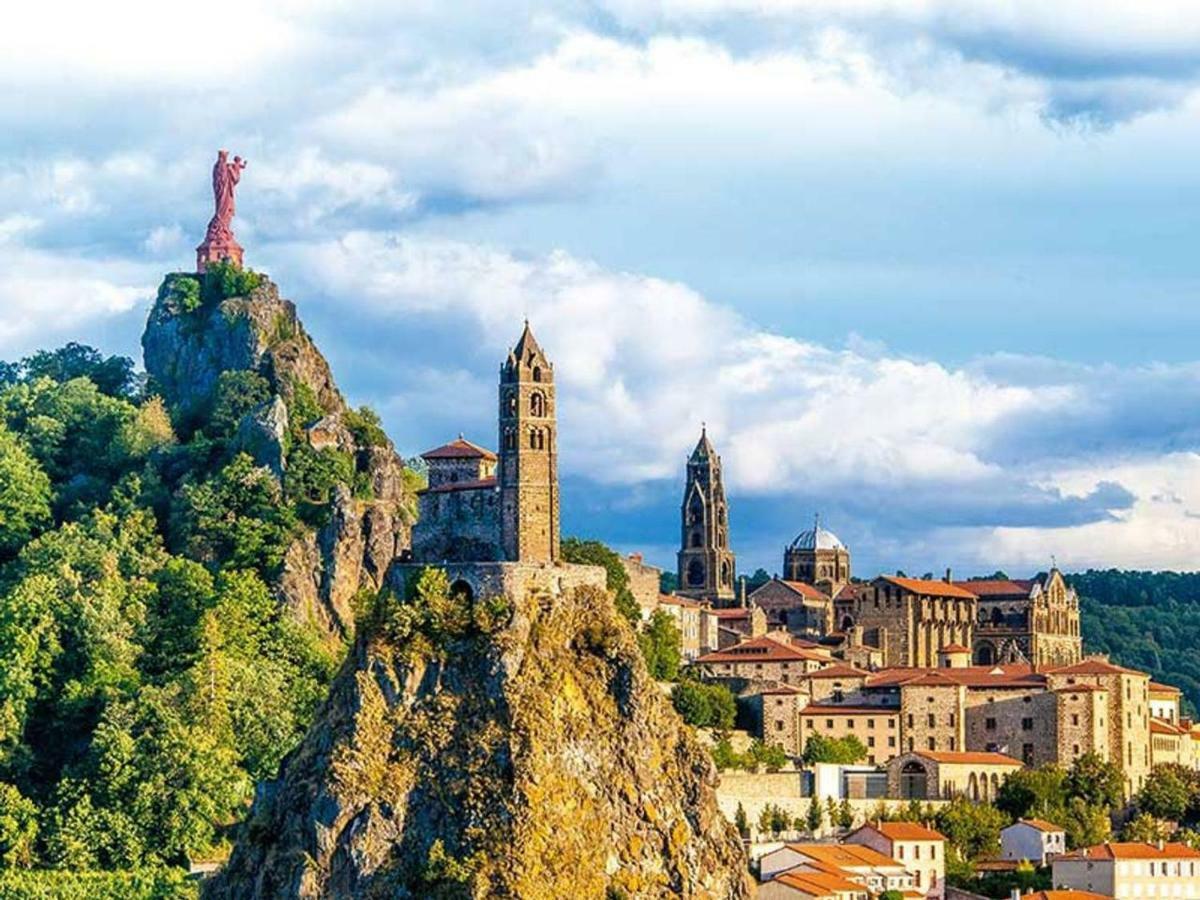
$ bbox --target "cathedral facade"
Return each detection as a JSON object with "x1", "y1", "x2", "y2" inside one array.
[
  {"x1": 958, "y1": 570, "x2": 1082, "y2": 667},
  {"x1": 676, "y1": 428, "x2": 736, "y2": 605}
]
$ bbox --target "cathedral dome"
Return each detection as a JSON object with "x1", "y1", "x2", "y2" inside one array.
[{"x1": 789, "y1": 526, "x2": 846, "y2": 551}]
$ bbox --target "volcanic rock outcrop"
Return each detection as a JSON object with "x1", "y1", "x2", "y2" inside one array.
[{"x1": 205, "y1": 577, "x2": 752, "y2": 899}]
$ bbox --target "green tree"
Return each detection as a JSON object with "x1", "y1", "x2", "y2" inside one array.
[
  {"x1": 0, "y1": 783, "x2": 37, "y2": 867},
  {"x1": 209, "y1": 370, "x2": 271, "y2": 436},
  {"x1": 1061, "y1": 796, "x2": 1111, "y2": 849},
  {"x1": 18, "y1": 343, "x2": 137, "y2": 398},
  {"x1": 638, "y1": 609, "x2": 682, "y2": 681},
  {"x1": 561, "y1": 537, "x2": 640, "y2": 623},
  {"x1": 1122, "y1": 812, "x2": 1169, "y2": 843},
  {"x1": 748, "y1": 739, "x2": 788, "y2": 773},
  {"x1": 805, "y1": 797, "x2": 823, "y2": 833},
  {"x1": 934, "y1": 796, "x2": 1007, "y2": 861},
  {"x1": 1137, "y1": 764, "x2": 1197, "y2": 823},
  {"x1": 996, "y1": 764, "x2": 1067, "y2": 820},
  {"x1": 0, "y1": 426, "x2": 51, "y2": 557},
  {"x1": 837, "y1": 798, "x2": 855, "y2": 829},
  {"x1": 802, "y1": 733, "x2": 867, "y2": 765},
  {"x1": 734, "y1": 802, "x2": 749, "y2": 838},
  {"x1": 671, "y1": 681, "x2": 736, "y2": 729},
  {"x1": 1066, "y1": 752, "x2": 1124, "y2": 811}
]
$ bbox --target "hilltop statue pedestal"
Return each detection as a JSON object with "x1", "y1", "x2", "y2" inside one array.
[{"x1": 196, "y1": 149, "x2": 247, "y2": 273}]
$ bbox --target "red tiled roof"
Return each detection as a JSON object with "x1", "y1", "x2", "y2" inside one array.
[
  {"x1": 1150, "y1": 681, "x2": 1183, "y2": 694},
  {"x1": 1048, "y1": 658, "x2": 1143, "y2": 677},
  {"x1": 1060, "y1": 842, "x2": 1200, "y2": 861},
  {"x1": 659, "y1": 594, "x2": 703, "y2": 609},
  {"x1": 420, "y1": 436, "x2": 497, "y2": 460},
  {"x1": 940, "y1": 643, "x2": 971, "y2": 653},
  {"x1": 785, "y1": 842, "x2": 905, "y2": 869},
  {"x1": 1013, "y1": 818, "x2": 1065, "y2": 834},
  {"x1": 696, "y1": 636, "x2": 828, "y2": 664},
  {"x1": 1052, "y1": 684, "x2": 1107, "y2": 693},
  {"x1": 878, "y1": 576, "x2": 978, "y2": 599},
  {"x1": 867, "y1": 664, "x2": 1042, "y2": 690},
  {"x1": 912, "y1": 750, "x2": 1022, "y2": 767},
  {"x1": 1021, "y1": 892, "x2": 1110, "y2": 900},
  {"x1": 953, "y1": 578, "x2": 1035, "y2": 597},
  {"x1": 774, "y1": 869, "x2": 865, "y2": 897},
  {"x1": 806, "y1": 664, "x2": 870, "y2": 679},
  {"x1": 778, "y1": 580, "x2": 831, "y2": 600},
  {"x1": 899, "y1": 671, "x2": 966, "y2": 688},
  {"x1": 708, "y1": 607, "x2": 752, "y2": 619},
  {"x1": 420, "y1": 476, "x2": 497, "y2": 494},
  {"x1": 1151, "y1": 718, "x2": 1189, "y2": 736},
  {"x1": 858, "y1": 821, "x2": 945, "y2": 842}
]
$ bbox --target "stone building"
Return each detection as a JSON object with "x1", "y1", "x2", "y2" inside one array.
[
  {"x1": 676, "y1": 427, "x2": 736, "y2": 605},
  {"x1": 411, "y1": 436, "x2": 500, "y2": 562},
  {"x1": 886, "y1": 750, "x2": 1022, "y2": 804},
  {"x1": 749, "y1": 578, "x2": 832, "y2": 638},
  {"x1": 396, "y1": 323, "x2": 606, "y2": 603},
  {"x1": 693, "y1": 635, "x2": 833, "y2": 686},
  {"x1": 834, "y1": 576, "x2": 976, "y2": 668},
  {"x1": 621, "y1": 552, "x2": 663, "y2": 621},
  {"x1": 784, "y1": 517, "x2": 851, "y2": 597},
  {"x1": 847, "y1": 821, "x2": 946, "y2": 900},
  {"x1": 958, "y1": 570, "x2": 1081, "y2": 667},
  {"x1": 499, "y1": 322, "x2": 559, "y2": 563},
  {"x1": 1044, "y1": 657, "x2": 1151, "y2": 795},
  {"x1": 1053, "y1": 842, "x2": 1200, "y2": 900}
]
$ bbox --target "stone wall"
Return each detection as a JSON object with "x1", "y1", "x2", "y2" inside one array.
[
  {"x1": 411, "y1": 484, "x2": 501, "y2": 562},
  {"x1": 388, "y1": 559, "x2": 607, "y2": 605},
  {"x1": 963, "y1": 688, "x2": 1058, "y2": 766}
]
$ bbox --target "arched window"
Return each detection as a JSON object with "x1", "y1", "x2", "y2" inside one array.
[
  {"x1": 841, "y1": 615, "x2": 855, "y2": 631},
  {"x1": 506, "y1": 393, "x2": 517, "y2": 416},
  {"x1": 531, "y1": 392, "x2": 545, "y2": 416},
  {"x1": 449, "y1": 579, "x2": 474, "y2": 604},
  {"x1": 721, "y1": 561, "x2": 731, "y2": 585},
  {"x1": 532, "y1": 366, "x2": 542, "y2": 382},
  {"x1": 691, "y1": 532, "x2": 702, "y2": 548},
  {"x1": 503, "y1": 428, "x2": 517, "y2": 451},
  {"x1": 975, "y1": 643, "x2": 995, "y2": 666},
  {"x1": 687, "y1": 560, "x2": 705, "y2": 587},
  {"x1": 900, "y1": 761, "x2": 928, "y2": 799}
]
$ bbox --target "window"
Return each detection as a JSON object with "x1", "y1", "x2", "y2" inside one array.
[
  {"x1": 927, "y1": 737, "x2": 936, "y2": 750},
  {"x1": 1023, "y1": 743, "x2": 1035, "y2": 765},
  {"x1": 985, "y1": 717, "x2": 997, "y2": 731},
  {"x1": 826, "y1": 719, "x2": 834, "y2": 729},
  {"x1": 908, "y1": 714, "x2": 914, "y2": 728},
  {"x1": 927, "y1": 713, "x2": 935, "y2": 728},
  {"x1": 868, "y1": 736, "x2": 876, "y2": 747},
  {"x1": 1072, "y1": 714, "x2": 1079, "y2": 726},
  {"x1": 889, "y1": 736, "x2": 896, "y2": 747},
  {"x1": 807, "y1": 719, "x2": 814, "y2": 728},
  {"x1": 775, "y1": 721, "x2": 784, "y2": 732},
  {"x1": 1022, "y1": 718, "x2": 1034, "y2": 731},
  {"x1": 847, "y1": 719, "x2": 855, "y2": 729}
]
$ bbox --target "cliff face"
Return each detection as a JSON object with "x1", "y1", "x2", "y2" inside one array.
[
  {"x1": 142, "y1": 274, "x2": 416, "y2": 640},
  {"x1": 205, "y1": 578, "x2": 752, "y2": 899}
]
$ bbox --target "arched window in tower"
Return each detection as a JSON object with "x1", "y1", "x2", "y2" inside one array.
[
  {"x1": 506, "y1": 393, "x2": 517, "y2": 416},
  {"x1": 691, "y1": 532, "x2": 702, "y2": 548},
  {"x1": 717, "y1": 530, "x2": 725, "y2": 548},
  {"x1": 530, "y1": 392, "x2": 545, "y2": 416},
  {"x1": 688, "y1": 501, "x2": 703, "y2": 526},
  {"x1": 718, "y1": 507, "x2": 726, "y2": 526},
  {"x1": 532, "y1": 366, "x2": 542, "y2": 382},
  {"x1": 721, "y1": 561, "x2": 731, "y2": 586},
  {"x1": 504, "y1": 428, "x2": 517, "y2": 451},
  {"x1": 687, "y1": 560, "x2": 705, "y2": 587}
]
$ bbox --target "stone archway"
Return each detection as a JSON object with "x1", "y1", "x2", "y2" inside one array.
[{"x1": 900, "y1": 761, "x2": 929, "y2": 799}]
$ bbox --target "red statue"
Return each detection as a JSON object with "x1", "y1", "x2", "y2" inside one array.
[{"x1": 196, "y1": 150, "x2": 247, "y2": 272}]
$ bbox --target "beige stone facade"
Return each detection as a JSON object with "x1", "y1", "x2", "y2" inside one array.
[
  {"x1": 750, "y1": 578, "x2": 832, "y2": 638},
  {"x1": 799, "y1": 705, "x2": 900, "y2": 765},
  {"x1": 621, "y1": 552, "x2": 662, "y2": 621},
  {"x1": 961, "y1": 570, "x2": 1081, "y2": 667},
  {"x1": 899, "y1": 674, "x2": 967, "y2": 755},
  {"x1": 412, "y1": 437, "x2": 501, "y2": 562},
  {"x1": 834, "y1": 576, "x2": 976, "y2": 668},
  {"x1": 887, "y1": 750, "x2": 1022, "y2": 803},
  {"x1": 660, "y1": 594, "x2": 704, "y2": 660},
  {"x1": 1053, "y1": 842, "x2": 1200, "y2": 899},
  {"x1": 498, "y1": 323, "x2": 559, "y2": 563},
  {"x1": 695, "y1": 635, "x2": 832, "y2": 686},
  {"x1": 847, "y1": 821, "x2": 946, "y2": 900}
]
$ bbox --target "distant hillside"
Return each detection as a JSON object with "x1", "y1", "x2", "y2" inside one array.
[{"x1": 1072, "y1": 569, "x2": 1200, "y2": 715}]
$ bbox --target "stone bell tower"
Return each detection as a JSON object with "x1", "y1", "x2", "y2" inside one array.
[
  {"x1": 676, "y1": 427, "x2": 736, "y2": 604},
  {"x1": 498, "y1": 322, "x2": 560, "y2": 563}
]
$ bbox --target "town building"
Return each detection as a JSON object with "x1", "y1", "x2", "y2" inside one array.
[
  {"x1": 1001, "y1": 819, "x2": 1067, "y2": 866},
  {"x1": 759, "y1": 842, "x2": 917, "y2": 897},
  {"x1": 886, "y1": 750, "x2": 1022, "y2": 802},
  {"x1": 757, "y1": 869, "x2": 869, "y2": 900},
  {"x1": 659, "y1": 594, "x2": 704, "y2": 660},
  {"x1": 750, "y1": 578, "x2": 832, "y2": 638},
  {"x1": 1052, "y1": 842, "x2": 1200, "y2": 899},
  {"x1": 676, "y1": 427, "x2": 736, "y2": 605},
  {"x1": 393, "y1": 323, "x2": 606, "y2": 603},
  {"x1": 958, "y1": 571, "x2": 1081, "y2": 667},
  {"x1": 620, "y1": 552, "x2": 663, "y2": 621},
  {"x1": 834, "y1": 576, "x2": 976, "y2": 668},
  {"x1": 1149, "y1": 681, "x2": 1182, "y2": 724},
  {"x1": 847, "y1": 821, "x2": 946, "y2": 899},
  {"x1": 783, "y1": 517, "x2": 852, "y2": 598},
  {"x1": 694, "y1": 635, "x2": 833, "y2": 686}
]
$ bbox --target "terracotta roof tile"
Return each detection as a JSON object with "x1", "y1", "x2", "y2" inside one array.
[
  {"x1": 1150, "y1": 681, "x2": 1183, "y2": 694},
  {"x1": 696, "y1": 636, "x2": 828, "y2": 664},
  {"x1": 940, "y1": 643, "x2": 971, "y2": 653},
  {"x1": 1048, "y1": 658, "x2": 1144, "y2": 677},
  {"x1": 912, "y1": 750, "x2": 1022, "y2": 767},
  {"x1": 778, "y1": 580, "x2": 831, "y2": 600},
  {"x1": 866, "y1": 664, "x2": 1042, "y2": 690},
  {"x1": 784, "y1": 842, "x2": 905, "y2": 869},
  {"x1": 1021, "y1": 892, "x2": 1111, "y2": 900},
  {"x1": 1060, "y1": 841, "x2": 1200, "y2": 861},
  {"x1": 1012, "y1": 818, "x2": 1065, "y2": 834},
  {"x1": 775, "y1": 869, "x2": 865, "y2": 896},
  {"x1": 1151, "y1": 718, "x2": 1188, "y2": 736},
  {"x1": 858, "y1": 821, "x2": 946, "y2": 842},
  {"x1": 659, "y1": 594, "x2": 703, "y2": 609},
  {"x1": 799, "y1": 705, "x2": 894, "y2": 715},
  {"x1": 878, "y1": 575, "x2": 978, "y2": 599},
  {"x1": 953, "y1": 579, "x2": 1035, "y2": 597},
  {"x1": 806, "y1": 664, "x2": 870, "y2": 679},
  {"x1": 420, "y1": 436, "x2": 497, "y2": 460}
]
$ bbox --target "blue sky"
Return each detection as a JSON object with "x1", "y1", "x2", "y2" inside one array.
[{"x1": 5, "y1": 1, "x2": 1200, "y2": 578}]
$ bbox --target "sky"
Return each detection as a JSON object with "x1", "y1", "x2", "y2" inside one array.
[{"x1": 4, "y1": 1, "x2": 1200, "y2": 579}]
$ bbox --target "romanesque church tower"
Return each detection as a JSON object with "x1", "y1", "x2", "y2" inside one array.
[
  {"x1": 677, "y1": 427, "x2": 736, "y2": 604},
  {"x1": 498, "y1": 322, "x2": 560, "y2": 562}
]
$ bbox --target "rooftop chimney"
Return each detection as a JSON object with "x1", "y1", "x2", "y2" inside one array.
[{"x1": 945, "y1": 567, "x2": 953, "y2": 583}]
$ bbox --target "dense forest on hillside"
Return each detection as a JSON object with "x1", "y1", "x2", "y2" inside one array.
[{"x1": 1073, "y1": 569, "x2": 1200, "y2": 716}]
